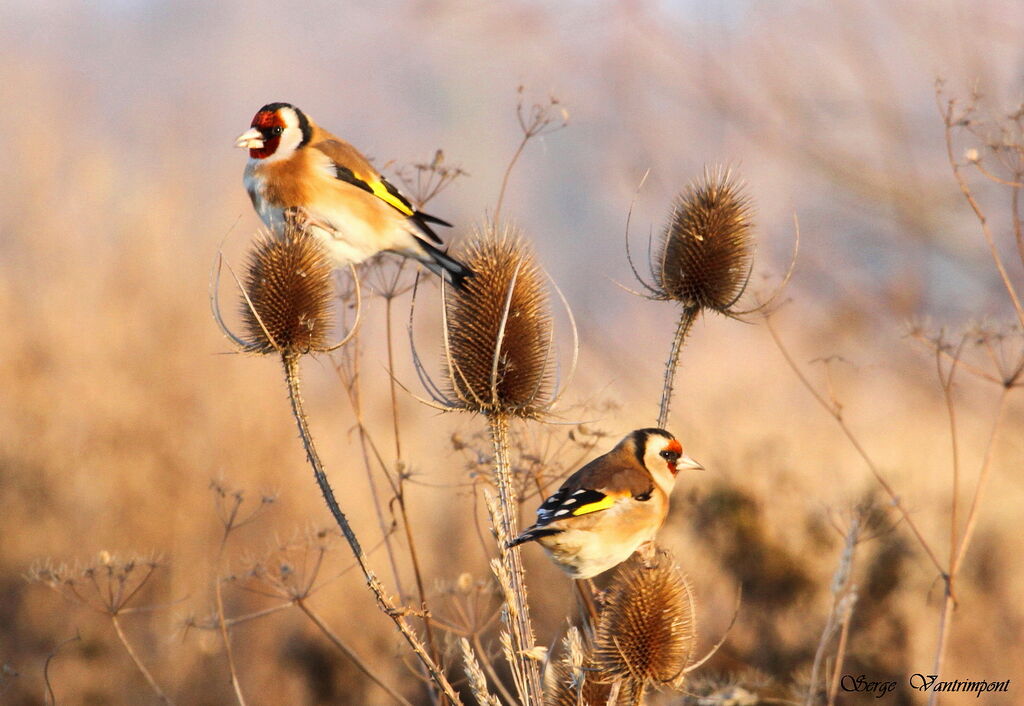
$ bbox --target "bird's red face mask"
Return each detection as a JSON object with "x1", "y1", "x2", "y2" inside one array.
[
  {"x1": 662, "y1": 439, "x2": 684, "y2": 475},
  {"x1": 235, "y1": 110, "x2": 285, "y2": 159}
]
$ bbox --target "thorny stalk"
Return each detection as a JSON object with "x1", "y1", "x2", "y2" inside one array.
[
  {"x1": 281, "y1": 353, "x2": 462, "y2": 704},
  {"x1": 488, "y1": 414, "x2": 544, "y2": 705},
  {"x1": 657, "y1": 308, "x2": 698, "y2": 429}
]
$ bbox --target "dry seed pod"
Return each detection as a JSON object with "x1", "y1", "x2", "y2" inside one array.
[
  {"x1": 546, "y1": 663, "x2": 640, "y2": 706},
  {"x1": 239, "y1": 225, "x2": 335, "y2": 355},
  {"x1": 654, "y1": 167, "x2": 753, "y2": 312},
  {"x1": 592, "y1": 547, "x2": 697, "y2": 688},
  {"x1": 443, "y1": 224, "x2": 554, "y2": 417}
]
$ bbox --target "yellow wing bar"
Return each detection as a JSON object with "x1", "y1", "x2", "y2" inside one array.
[
  {"x1": 369, "y1": 179, "x2": 414, "y2": 216},
  {"x1": 571, "y1": 495, "x2": 616, "y2": 516}
]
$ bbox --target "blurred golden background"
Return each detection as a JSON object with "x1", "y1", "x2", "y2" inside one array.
[{"x1": 1, "y1": 1, "x2": 1022, "y2": 704}]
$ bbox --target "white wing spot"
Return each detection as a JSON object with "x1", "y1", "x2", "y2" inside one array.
[{"x1": 554, "y1": 509, "x2": 570, "y2": 517}]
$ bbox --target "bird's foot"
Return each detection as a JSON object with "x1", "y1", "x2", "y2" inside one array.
[
  {"x1": 637, "y1": 540, "x2": 659, "y2": 568},
  {"x1": 285, "y1": 207, "x2": 334, "y2": 234}
]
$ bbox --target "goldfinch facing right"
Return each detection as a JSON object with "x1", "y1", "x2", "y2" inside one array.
[{"x1": 508, "y1": 428, "x2": 703, "y2": 579}]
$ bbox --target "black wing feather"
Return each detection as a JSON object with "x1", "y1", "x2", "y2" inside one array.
[
  {"x1": 535, "y1": 487, "x2": 608, "y2": 526},
  {"x1": 334, "y1": 165, "x2": 374, "y2": 194}
]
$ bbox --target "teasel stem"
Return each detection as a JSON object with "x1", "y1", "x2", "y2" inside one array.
[
  {"x1": 281, "y1": 353, "x2": 462, "y2": 705},
  {"x1": 487, "y1": 412, "x2": 544, "y2": 705},
  {"x1": 657, "y1": 307, "x2": 698, "y2": 429}
]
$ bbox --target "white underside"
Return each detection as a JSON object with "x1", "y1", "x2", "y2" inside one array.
[
  {"x1": 244, "y1": 162, "x2": 427, "y2": 267},
  {"x1": 537, "y1": 499, "x2": 662, "y2": 579}
]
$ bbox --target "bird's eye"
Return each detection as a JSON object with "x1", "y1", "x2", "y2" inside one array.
[
  {"x1": 270, "y1": 126, "x2": 284, "y2": 136},
  {"x1": 660, "y1": 449, "x2": 680, "y2": 461}
]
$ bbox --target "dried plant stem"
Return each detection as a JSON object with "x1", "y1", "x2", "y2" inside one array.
[
  {"x1": 43, "y1": 631, "x2": 80, "y2": 706},
  {"x1": 951, "y1": 388, "x2": 1010, "y2": 573},
  {"x1": 940, "y1": 95, "x2": 1024, "y2": 330},
  {"x1": 109, "y1": 614, "x2": 174, "y2": 706},
  {"x1": 764, "y1": 313, "x2": 945, "y2": 575},
  {"x1": 807, "y1": 522, "x2": 858, "y2": 706},
  {"x1": 657, "y1": 307, "x2": 698, "y2": 429},
  {"x1": 488, "y1": 413, "x2": 544, "y2": 705},
  {"x1": 214, "y1": 539, "x2": 247, "y2": 705},
  {"x1": 769, "y1": 310, "x2": 1015, "y2": 706},
  {"x1": 471, "y1": 633, "x2": 517, "y2": 706},
  {"x1": 494, "y1": 133, "x2": 529, "y2": 224},
  {"x1": 338, "y1": 342, "x2": 442, "y2": 706},
  {"x1": 281, "y1": 353, "x2": 462, "y2": 705},
  {"x1": 296, "y1": 599, "x2": 414, "y2": 706},
  {"x1": 342, "y1": 309, "x2": 443, "y2": 704},
  {"x1": 927, "y1": 388, "x2": 1011, "y2": 706},
  {"x1": 460, "y1": 638, "x2": 503, "y2": 706},
  {"x1": 827, "y1": 608, "x2": 855, "y2": 706},
  {"x1": 338, "y1": 337, "x2": 405, "y2": 593},
  {"x1": 385, "y1": 297, "x2": 444, "y2": 685},
  {"x1": 1012, "y1": 177, "x2": 1023, "y2": 268}
]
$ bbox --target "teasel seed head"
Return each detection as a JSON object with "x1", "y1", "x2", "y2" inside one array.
[
  {"x1": 239, "y1": 225, "x2": 335, "y2": 356},
  {"x1": 545, "y1": 661, "x2": 641, "y2": 706},
  {"x1": 592, "y1": 547, "x2": 697, "y2": 689},
  {"x1": 442, "y1": 224, "x2": 555, "y2": 418},
  {"x1": 653, "y1": 167, "x2": 754, "y2": 313}
]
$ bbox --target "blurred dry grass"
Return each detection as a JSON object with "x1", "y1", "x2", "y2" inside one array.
[{"x1": 2, "y1": 1, "x2": 1023, "y2": 704}]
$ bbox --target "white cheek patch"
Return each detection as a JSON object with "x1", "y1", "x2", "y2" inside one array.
[{"x1": 259, "y1": 128, "x2": 303, "y2": 163}]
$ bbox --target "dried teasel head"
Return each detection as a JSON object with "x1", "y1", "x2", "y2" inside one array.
[
  {"x1": 546, "y1": 661, "x2": 641, "y2": 706},
  {"x1": 442, "y1": 224, "x2": 555, "y2": 417},
  {"x1": 592, "y1": 547, "x2": 697, "y2": 689},
  {"x1": 238, "y1": 225, "x2": 335, "y2": 355},
  {"x1": 651, "y1": 167, "x2": 754, "y2": 313}
]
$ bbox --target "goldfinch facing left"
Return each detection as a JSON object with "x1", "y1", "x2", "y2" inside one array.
[
  {"x1": 508, "y1": 428, "x2": 703, "y2": 579},
  {"x1": 235, "y1": 102, "x2": 471, "y2": 288}
]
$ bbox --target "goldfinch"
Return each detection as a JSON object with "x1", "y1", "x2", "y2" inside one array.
[
  {"x1": 235, "y1": 102, "x2": 471, "y2": 287},
  {"x1": 508, "y1": 428, "x2": 703, "y2": 579}
]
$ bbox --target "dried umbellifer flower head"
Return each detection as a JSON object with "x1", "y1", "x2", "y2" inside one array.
[
  {"x1": 443, "y1": 224, "x2": 554, "y2": 417},
  {"x1": 655, "y1": 167, "x2": 753, "y2": 312},
  {"x1": 592, "y1": 547, "x2": 697, "y2": 688},
  {"x1": 240, "y1": 226, "x2": 335, "y2": 355}
]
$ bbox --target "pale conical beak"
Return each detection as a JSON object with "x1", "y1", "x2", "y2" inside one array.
[
  {"x1": 676, "y1": 454, "x2": 704, "y2": 472},
  {"x1": 235, "y1": 128, "x2": 264, "y2": 149}
]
